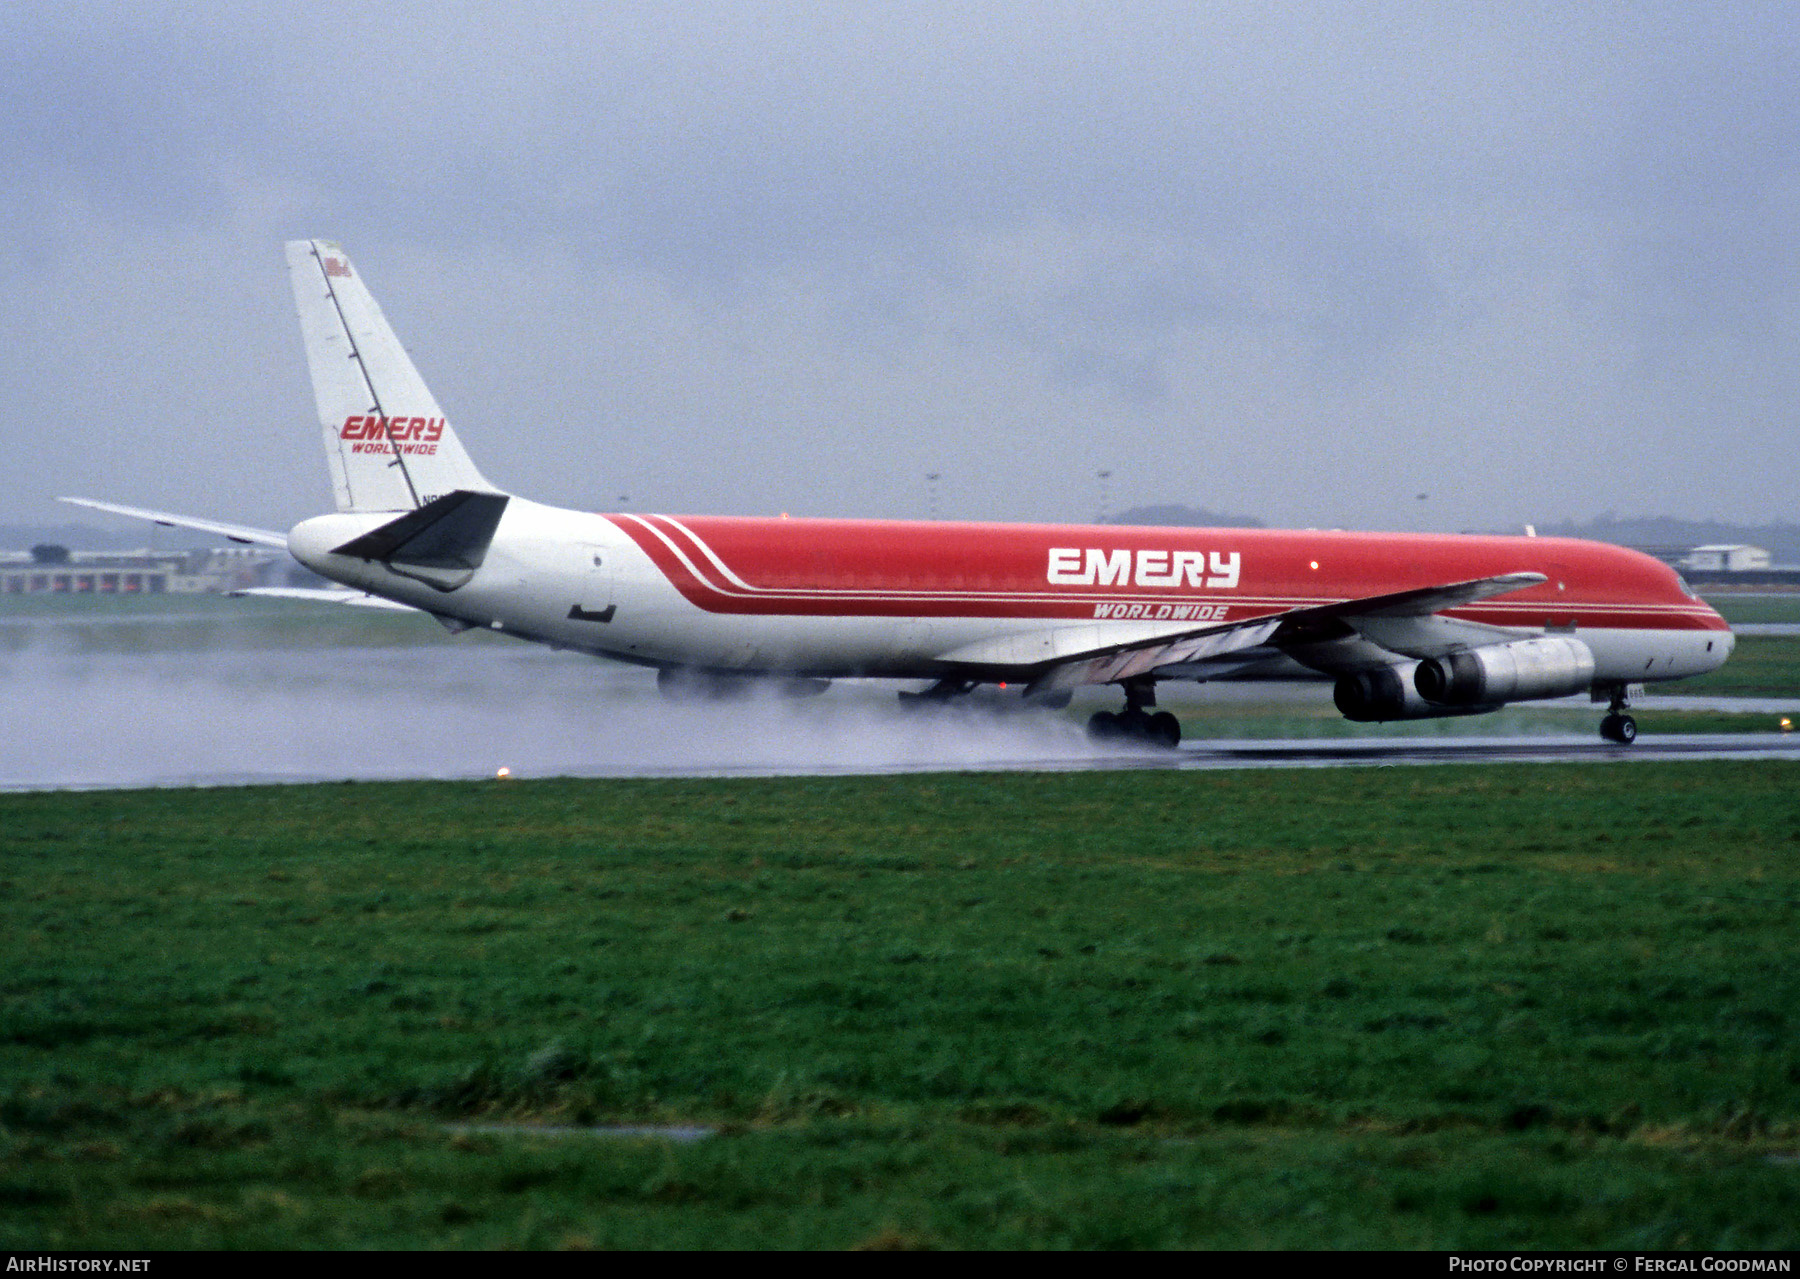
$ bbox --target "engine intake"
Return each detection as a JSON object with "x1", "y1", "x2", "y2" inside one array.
[{"x1": 1414, "y1": 636, "x2": 1596, "y2": 707}]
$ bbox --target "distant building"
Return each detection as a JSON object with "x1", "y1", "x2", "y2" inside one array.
[
  {"x1": 0, "y1": 547, "x2": 286, "y2": 595},
  {"x1": 1623, "y1": 545, "x2": 1695, "y2": 568},
  {"x1": 1679, "y1": 544, "x2": 1773, "y2": 572}
]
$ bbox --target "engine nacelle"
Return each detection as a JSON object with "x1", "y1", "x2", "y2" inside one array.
[
  {"x1": 1333, "y1": 662, "x2": 1499, "y2": 722},
  {"x1": 1414, "y1": 636, "x2": 1596, "y2": 707}
]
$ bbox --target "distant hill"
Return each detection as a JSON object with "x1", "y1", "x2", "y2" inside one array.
[{"x1": 1102, "y1": 504, "x2": 1266, "y2": 529}]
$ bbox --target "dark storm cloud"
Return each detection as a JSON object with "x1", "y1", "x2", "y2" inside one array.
[{"x1": 2, "y1": 2, "x2": 1796, "y2": 532}]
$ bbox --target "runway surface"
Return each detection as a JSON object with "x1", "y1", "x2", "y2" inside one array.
[
  {"x1": 4, "y1": 639, "x2": 1797, "y2": 790},
  {"x1": 1152, "y1": 733, "x2": 1800, "y2": 771}
]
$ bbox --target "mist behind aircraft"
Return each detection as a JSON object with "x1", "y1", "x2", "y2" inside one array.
[{"x1": 0, "y1": 618, "x2": 1109, "y2": 790}]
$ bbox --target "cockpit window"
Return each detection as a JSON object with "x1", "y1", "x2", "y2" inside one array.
[{"x1": 1674, "y1": 570, "x2": 1699, "y2": 599}]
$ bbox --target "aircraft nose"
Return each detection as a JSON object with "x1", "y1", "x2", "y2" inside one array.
[{"x1": 1702, "y1": 624, "x2": 1736, "y2": 673}]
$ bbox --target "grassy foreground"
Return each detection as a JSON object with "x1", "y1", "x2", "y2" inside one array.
[{"x1": 4, "y1": 764, "x2": 1800, "y2": 1249}]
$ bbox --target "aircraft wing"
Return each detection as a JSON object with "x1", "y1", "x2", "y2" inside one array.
[
  {"x1": 1005, "y1": 571, "x2": 1549, "y2": 694},
  {"x1": 231, "y1": 586, "x2": 419, "y2": 611},
  {"x1": 58, "y1": 497, "x2": 288, "y2": 548},
  {"x1": 1298, "y1": 571, "x2": 1546, "y2": 620}
]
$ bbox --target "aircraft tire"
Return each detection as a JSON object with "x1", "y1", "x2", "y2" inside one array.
[
  {"x1": 1086, "y1": 711, "x2": 1123, "y2": 742},
  {"x1": 1148, "y1": 711, "x2": 1182, "y2": 750},
  {"x1": 1600, "y1": 713, "x2": 1638, "y2": 745}
]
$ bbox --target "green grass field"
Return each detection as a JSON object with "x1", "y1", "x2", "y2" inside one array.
[
  {"x1": 1676, "y1": 637, "x2": 1800, "y2": 700},
  {"x1": 1706, "y1": 594, "x2": 1800, "y2": 626},
  {"x1": 4, "y1": 764, "x2": 1799, "y2": 1248}
]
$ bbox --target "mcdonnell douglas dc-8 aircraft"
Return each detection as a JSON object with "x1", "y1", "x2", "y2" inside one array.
[{"x1": 66, "y1": 240, "x2": 1733, "y2": 747}]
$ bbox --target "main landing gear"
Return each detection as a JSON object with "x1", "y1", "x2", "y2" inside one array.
[
  {"x1": 1599, "y1": 684, "x2": 1638, "y2": 745},
  {"x1": 1086, "y1": 678, "x2": 1181, "y2": 750}
]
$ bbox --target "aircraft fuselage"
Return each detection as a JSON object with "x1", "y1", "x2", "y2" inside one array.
[{"x1": 288, "y1": 500, "x2": 1732, "y2": 685}]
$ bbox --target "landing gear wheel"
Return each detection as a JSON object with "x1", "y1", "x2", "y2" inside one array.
[
  {"x1": 1086, "y1": 711, "x2": 1123, "y2": 742},
  {"x1": 1087, "y1": 709, "x2": 1181, "y2": 749},
  {"x1": 1600, "y1": 713, "x2": 1638, "y2": 745},
  {"x1": 1147, "y1": 711, "x2": 1182, "y2": 750}
]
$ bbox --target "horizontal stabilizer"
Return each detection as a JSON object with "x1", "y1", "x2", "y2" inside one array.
[
  {"x1": 332, "y1": 489, "x2": 509, "y2": 591},
  {"x1": 58, "y1": 497, "x2": 287, "y2": 548}
]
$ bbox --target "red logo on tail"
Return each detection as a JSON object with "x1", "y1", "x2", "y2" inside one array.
[
  {"x1": 339, "y1": 415, "x2": 443, "y2": 455},
  {"x1": 323, "y1": 258, "x2": 351, "y2": 278}
]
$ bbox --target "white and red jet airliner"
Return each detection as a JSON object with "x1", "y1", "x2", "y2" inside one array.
[{"x1": 66, "y1": 240, "x2": 1734, "y2": 747}]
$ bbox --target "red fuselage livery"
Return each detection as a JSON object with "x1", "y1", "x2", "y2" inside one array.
[
  {"x1": 606, "y1": 514, "x2": 1715, "y2": 632},
  {"x1": 495, "y1": 509, "x2": 1719, "y2": 745}
]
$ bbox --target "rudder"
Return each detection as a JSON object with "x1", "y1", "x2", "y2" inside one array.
[{"x1": 286, "y1": 240, "x2": 499, "y2": 512}]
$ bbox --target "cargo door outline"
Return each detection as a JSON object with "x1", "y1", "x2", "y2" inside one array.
[{"x1": 566, "y1": 544, "x2": 615, "y2": 624}]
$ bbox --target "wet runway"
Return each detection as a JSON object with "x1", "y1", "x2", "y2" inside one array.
[
  {"x1": 1154, "y1": 733, "x2": 1800, "y2": 770},
  {"x1": 4, "y1": 634, "x2": 1798, "y2": 791}
]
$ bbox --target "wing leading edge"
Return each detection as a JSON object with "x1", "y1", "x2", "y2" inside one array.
[
  {"x1": 971, "y1": 571, "x2": 1550, "y2": 694},
  {"x1": 58, "y1": 497, "x2": 288, "y2": 548}
]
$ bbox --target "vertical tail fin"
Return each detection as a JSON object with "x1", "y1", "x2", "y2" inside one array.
[{"x1": 286, "y1": 240, "x2": 498, "y2": 512}]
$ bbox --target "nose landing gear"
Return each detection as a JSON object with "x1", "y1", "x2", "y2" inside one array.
[
  {"x1": 1598, "y1": 684, "x2": 1638, "y2": 745},
  {"x1": 1086, "y1": 678, "x2": 1182, "y2": 749}
]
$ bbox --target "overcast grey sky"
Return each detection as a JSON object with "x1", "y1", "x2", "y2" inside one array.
[{"x1": 4, "y1": 1, "x2": 1795, "y2": 534}]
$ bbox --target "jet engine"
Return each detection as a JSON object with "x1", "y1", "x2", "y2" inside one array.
[
  {"x1": 1333, "y1": 662, "x2": 1501, "y2": 722},
  {"x1": 1413, "y1": 635, "x2": 1596, "y2": 707}
]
